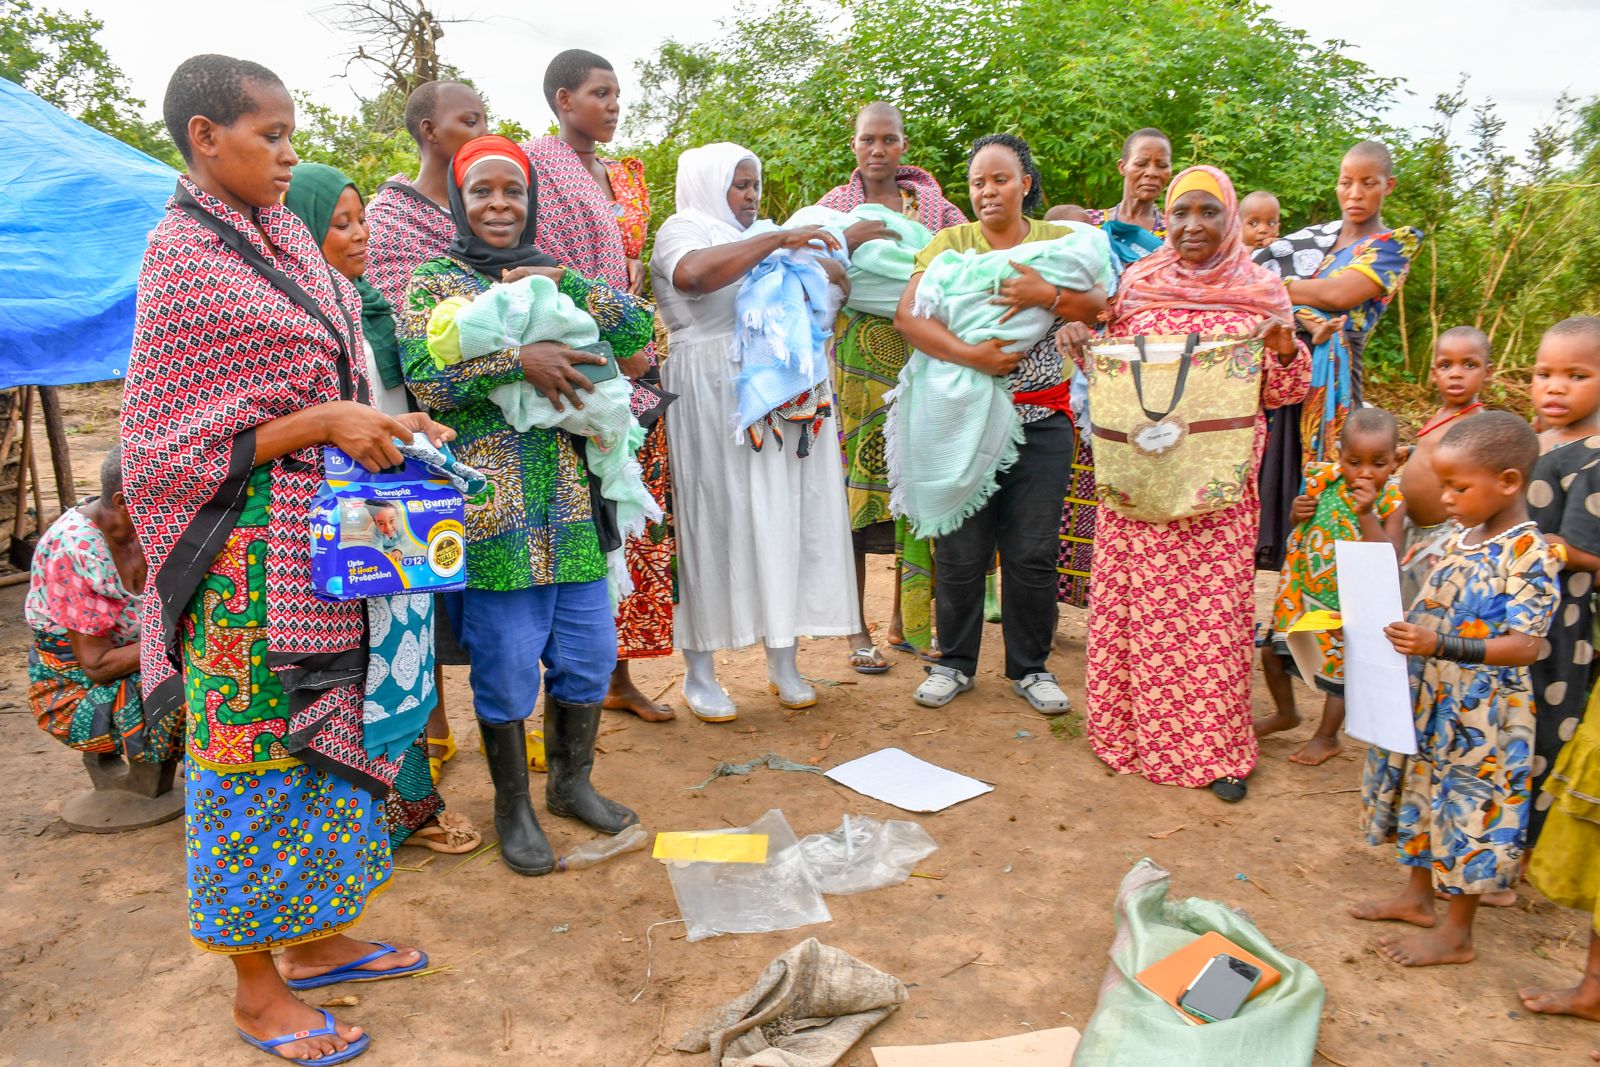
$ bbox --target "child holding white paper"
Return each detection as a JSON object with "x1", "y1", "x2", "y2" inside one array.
[
  {"x1": 1257, "y1": 407, "x2": 1404, "y2": 765},
  {"x1": 1354, "y1": 411, "x2": 1558, "y2": 967}
]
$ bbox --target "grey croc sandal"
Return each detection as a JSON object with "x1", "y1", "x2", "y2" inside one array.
[
  {"x1": 1013, "y1": 672, "x2": 1070, "y2": 714},
  {"x1": 914, "y1": 666, "x2": 973, "y2": 708}
]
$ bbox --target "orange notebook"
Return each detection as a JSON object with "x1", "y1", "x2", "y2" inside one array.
[{"x1": 1133, "y1": 931, "x2": 1281, "y2": 1026}]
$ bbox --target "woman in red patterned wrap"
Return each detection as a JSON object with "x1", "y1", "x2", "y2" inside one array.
[
  {"x1": 121, "y1": 55, "x2": 453, "y2": 1064},
  {"x1": 523, "y1": 48, "x2": 679, "y2": 722}
]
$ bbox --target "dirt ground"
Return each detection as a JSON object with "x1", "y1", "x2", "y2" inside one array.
[{"x1": 0, "y1": 385, "x2": 1595, "y2": 1065}]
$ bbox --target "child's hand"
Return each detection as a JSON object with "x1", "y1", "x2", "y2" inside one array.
[
  {"x1": 1351, "y1": 479, "x2": 1377, "y2": 514},
  {"x1": 1384, "y1": 621, "x2": 1438, "y2": 657},
  {"x1": 1290, "y1": 493, "x2": 1318, "y2": 524},
  {"x1": 1252, "y1": 317, "x2": 1297, "y2": 356}
]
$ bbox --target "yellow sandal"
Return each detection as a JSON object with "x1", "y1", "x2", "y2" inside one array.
[
  {"x1": 474, "y1": 725, "x2": 547, "y2": 772},
  {"x1": 426, "y1": 727, "x2": 458, "y2": 784}
]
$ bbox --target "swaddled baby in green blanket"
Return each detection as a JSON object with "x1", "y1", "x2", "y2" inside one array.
[{"x1": 427, "y1": 274, "x2": 659, "y2": 601}]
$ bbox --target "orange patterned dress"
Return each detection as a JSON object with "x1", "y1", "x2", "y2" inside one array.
[{"x1": 602, "y1": 155, "x2": 674, "y2": 657}]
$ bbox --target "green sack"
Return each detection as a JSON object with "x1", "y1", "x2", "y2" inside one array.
[{"x1": 1076, "y1": 860, "x2": 1325, "y2": 1066}]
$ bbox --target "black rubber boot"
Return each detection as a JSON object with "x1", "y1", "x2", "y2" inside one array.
[
  {"x1": 545, "y1": 699, "x2": 639, "y2": 833},
  {"x1": 477, "y1": 720, "x2": 555, "y2": 875}
]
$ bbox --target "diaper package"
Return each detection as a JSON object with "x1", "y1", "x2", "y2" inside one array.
[{"x1": 311, "y1": 445, "x2": 471, "y2": 600}]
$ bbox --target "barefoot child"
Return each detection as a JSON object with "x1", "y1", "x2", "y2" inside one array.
[
  {"x1": 1520, "y1": 678, "x2": 1600, "y2": 1029},
  {"x1": 1397, "y1": 326, "x2": 1491, "y2": 605},
  {"x1": 1353, "y1": 411, "x2": 1558, "y2": 967},
  {"x1": 1528, "y1": 316, "x2": 1600, "y2": 846},
  {"x1": 1239, "y1": 190, "x2": 1280, "y2": 251},
  {"x1": 1258, "y1": 407, "x2": 1404, "y2": 764}
]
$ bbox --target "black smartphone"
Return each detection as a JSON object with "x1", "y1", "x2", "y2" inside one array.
[
  {"x1": 1178, "y1": 954, "x2": 1261, "y2": 1023},
  {"x1": 573, "y1": 341, "x2": 619, "y2": 385}
]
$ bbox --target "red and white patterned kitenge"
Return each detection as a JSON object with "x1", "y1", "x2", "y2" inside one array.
[
  {"x1": 365, "y1": 174, "x2": 456, "y2": 317},
  {"x1": 122, "y1": 177, "x2": 401, "y2": 791}
]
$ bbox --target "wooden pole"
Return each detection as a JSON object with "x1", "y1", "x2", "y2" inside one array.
[
  {"x1": 11, "y1": 387, "x2": 34, "y2": 543},
  {"x1": 27, "y1": 410, "x2": 45, "y2": 527},
  {"x1": 0, "y1": 389, "x2": 20, "y2": 487},
  {"x1": 36, "y1": 385, "x2": 77, "y2": 510}
]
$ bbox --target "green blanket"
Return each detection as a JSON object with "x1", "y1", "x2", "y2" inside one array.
[
  {"x1": 426, "y1": 275, "x2": 655, "y2": 605},
  {"x1": 887, "y1": 227, "x2": 1112, "y2": 539},
  {"x1": 1076, "y1": 860, "x2": 1326, "y2": 1066},
  {"x1": 785, "y1": 204, "x2": 934, "y2": 318}
]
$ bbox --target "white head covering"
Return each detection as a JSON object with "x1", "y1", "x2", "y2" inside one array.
[{"x1": 673, "y1": 142, "x2": 763, "y2": 242}]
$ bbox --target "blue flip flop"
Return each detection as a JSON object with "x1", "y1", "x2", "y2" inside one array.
[
  {"x1": 237, "y1": 1009, "x2": 370, "y2": 1065},
  {"x1": 888, "y1": 641, "x2": 940, "y2": 663},
  {"x1": 283, "y1": 941, "x2": 429, "y2": 991}
]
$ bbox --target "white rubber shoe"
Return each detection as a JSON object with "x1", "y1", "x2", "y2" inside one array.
[
  {"x1": 914, "y1": 666, "x2": 974, "y2": 708},
  {"x1": 1013, "y1": 672, "x2": 1070, "y2": 714}
]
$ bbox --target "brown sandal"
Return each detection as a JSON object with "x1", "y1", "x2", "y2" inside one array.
[{"x1": 401, "y1": 810, "x2": 482, "y2": 854}]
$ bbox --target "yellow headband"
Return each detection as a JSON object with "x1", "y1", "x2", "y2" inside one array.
[{"x1": 1168, "y1": 169, "x2": 1224, "y2": 206}]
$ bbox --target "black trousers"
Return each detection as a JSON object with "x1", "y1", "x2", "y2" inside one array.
[{"x1": 934, "y1": 413, "x2": 1074, "y2": 679}]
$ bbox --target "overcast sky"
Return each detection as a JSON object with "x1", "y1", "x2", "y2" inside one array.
[{"x1": 78, "y1": 0, "x2": 1600, "y2": 160}]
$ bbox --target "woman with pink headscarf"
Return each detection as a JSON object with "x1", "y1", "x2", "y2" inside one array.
[{"x1": 1060, "y1": 165, "x2": 1310, "y2": 803}]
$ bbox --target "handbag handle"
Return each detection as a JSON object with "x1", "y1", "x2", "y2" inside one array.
[{"x1": 1130, "y1": 333, "x2": 1200, "y2": 423}]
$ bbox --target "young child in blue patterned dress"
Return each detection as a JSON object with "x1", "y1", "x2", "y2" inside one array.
[{"x1": 1354, "y1": 411, "x2": 1559, "y2": 967}]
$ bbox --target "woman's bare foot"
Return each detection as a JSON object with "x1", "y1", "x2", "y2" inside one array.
[
  {"x1": 1253, "y1": 710, "x2": 1301, "y2": 738},
  {"x1": 1520, "y1": 982, "x2": 1600, "y2": 1021},
  {"x1": 1289, "y1": 736, "x2": 1345, "y2": 765},
  {"x1": 235, "y1": 991, "x2": 362, "y2": 1061},
  {"x1": 1350, "y1": 892, "x2": 1436, "y2": 927},
  {"x1": 1378, "y1": 925, "x2": 1475, "y2": 967},
  {"x1": 602, "y1": 663, "x2": 674, "y2": 723},
  {"x1": 277, "y1": 933, "x2": 422, "y2": 983}
]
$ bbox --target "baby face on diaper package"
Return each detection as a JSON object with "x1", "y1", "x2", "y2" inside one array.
[{"x1": 311, "y1": 445, "x2": 470, "y2": 600}]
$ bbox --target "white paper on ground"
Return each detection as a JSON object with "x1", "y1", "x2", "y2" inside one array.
[
  {"x1": 1335, "y1": 540, "x2": 1418, "y2": 755},
  {"x1": 873, "y1": 1026, "x2": 1080, "y2": 1066},
  {"x1": 825, "y1": 747, "x2": 993, "y2": 812}
]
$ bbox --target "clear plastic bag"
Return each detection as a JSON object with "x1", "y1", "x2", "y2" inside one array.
[
  {"x1": 798, "y1": 814, "x2": 939, "y2": 895},
  {"x1": 664, "y1": 809, "x2": 831, "y2": 942}
]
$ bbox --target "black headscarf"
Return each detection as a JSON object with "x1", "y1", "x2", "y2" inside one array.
[{"x1": 444, "y1": 134, "x2": 559, "y2": 277}]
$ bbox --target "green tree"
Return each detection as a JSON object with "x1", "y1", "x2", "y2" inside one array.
[
  {"x1": 0, "y1": 0, "x2": 180, "y2": 166},
  {"x1": 1383, "y1": 90, "x2": 1600, "y2": 376},
  {"x1": 292, "y1": 91, "x2": 420, "y2": 195},
  {"x1": 292, "y1": 87, "x2": 531, "y2": 197},
  {"x1": 624, "y1": 0, "x2": 1399, "y2": 226}
]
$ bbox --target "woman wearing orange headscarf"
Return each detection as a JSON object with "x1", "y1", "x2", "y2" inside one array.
[{"x1": 1061, "y1": 165, "x2": 1310, "y2": 803}]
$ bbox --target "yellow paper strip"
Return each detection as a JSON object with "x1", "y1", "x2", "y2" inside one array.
[
  {"x1": 652, "y1": 832, "x2": 770, "y2": 864},
  {"x1": 1286, "y1": 610, "x2": 1342, "y2": 633}
]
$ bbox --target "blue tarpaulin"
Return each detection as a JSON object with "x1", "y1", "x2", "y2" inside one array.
[{"x1": 0, "y1": 77, "x2": 177, "y2": 391}]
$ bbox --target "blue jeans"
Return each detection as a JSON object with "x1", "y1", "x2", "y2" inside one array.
[{"x1": 445, "y1": 580, "x2": 617, "y2": 724}]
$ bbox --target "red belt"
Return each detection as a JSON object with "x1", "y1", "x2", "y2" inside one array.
[{"x1": 1011, "y1": 381, "x2": 1075, "y2": 419}]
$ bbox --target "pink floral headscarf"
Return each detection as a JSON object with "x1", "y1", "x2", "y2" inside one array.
[{"x1": 1112, "y1": 164, "x2": 1293, "y2": 322}]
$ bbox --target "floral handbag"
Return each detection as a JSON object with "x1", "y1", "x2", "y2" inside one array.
[{"x1": 1085, "y1": 334, "x2": 1264, "y2": 524}]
